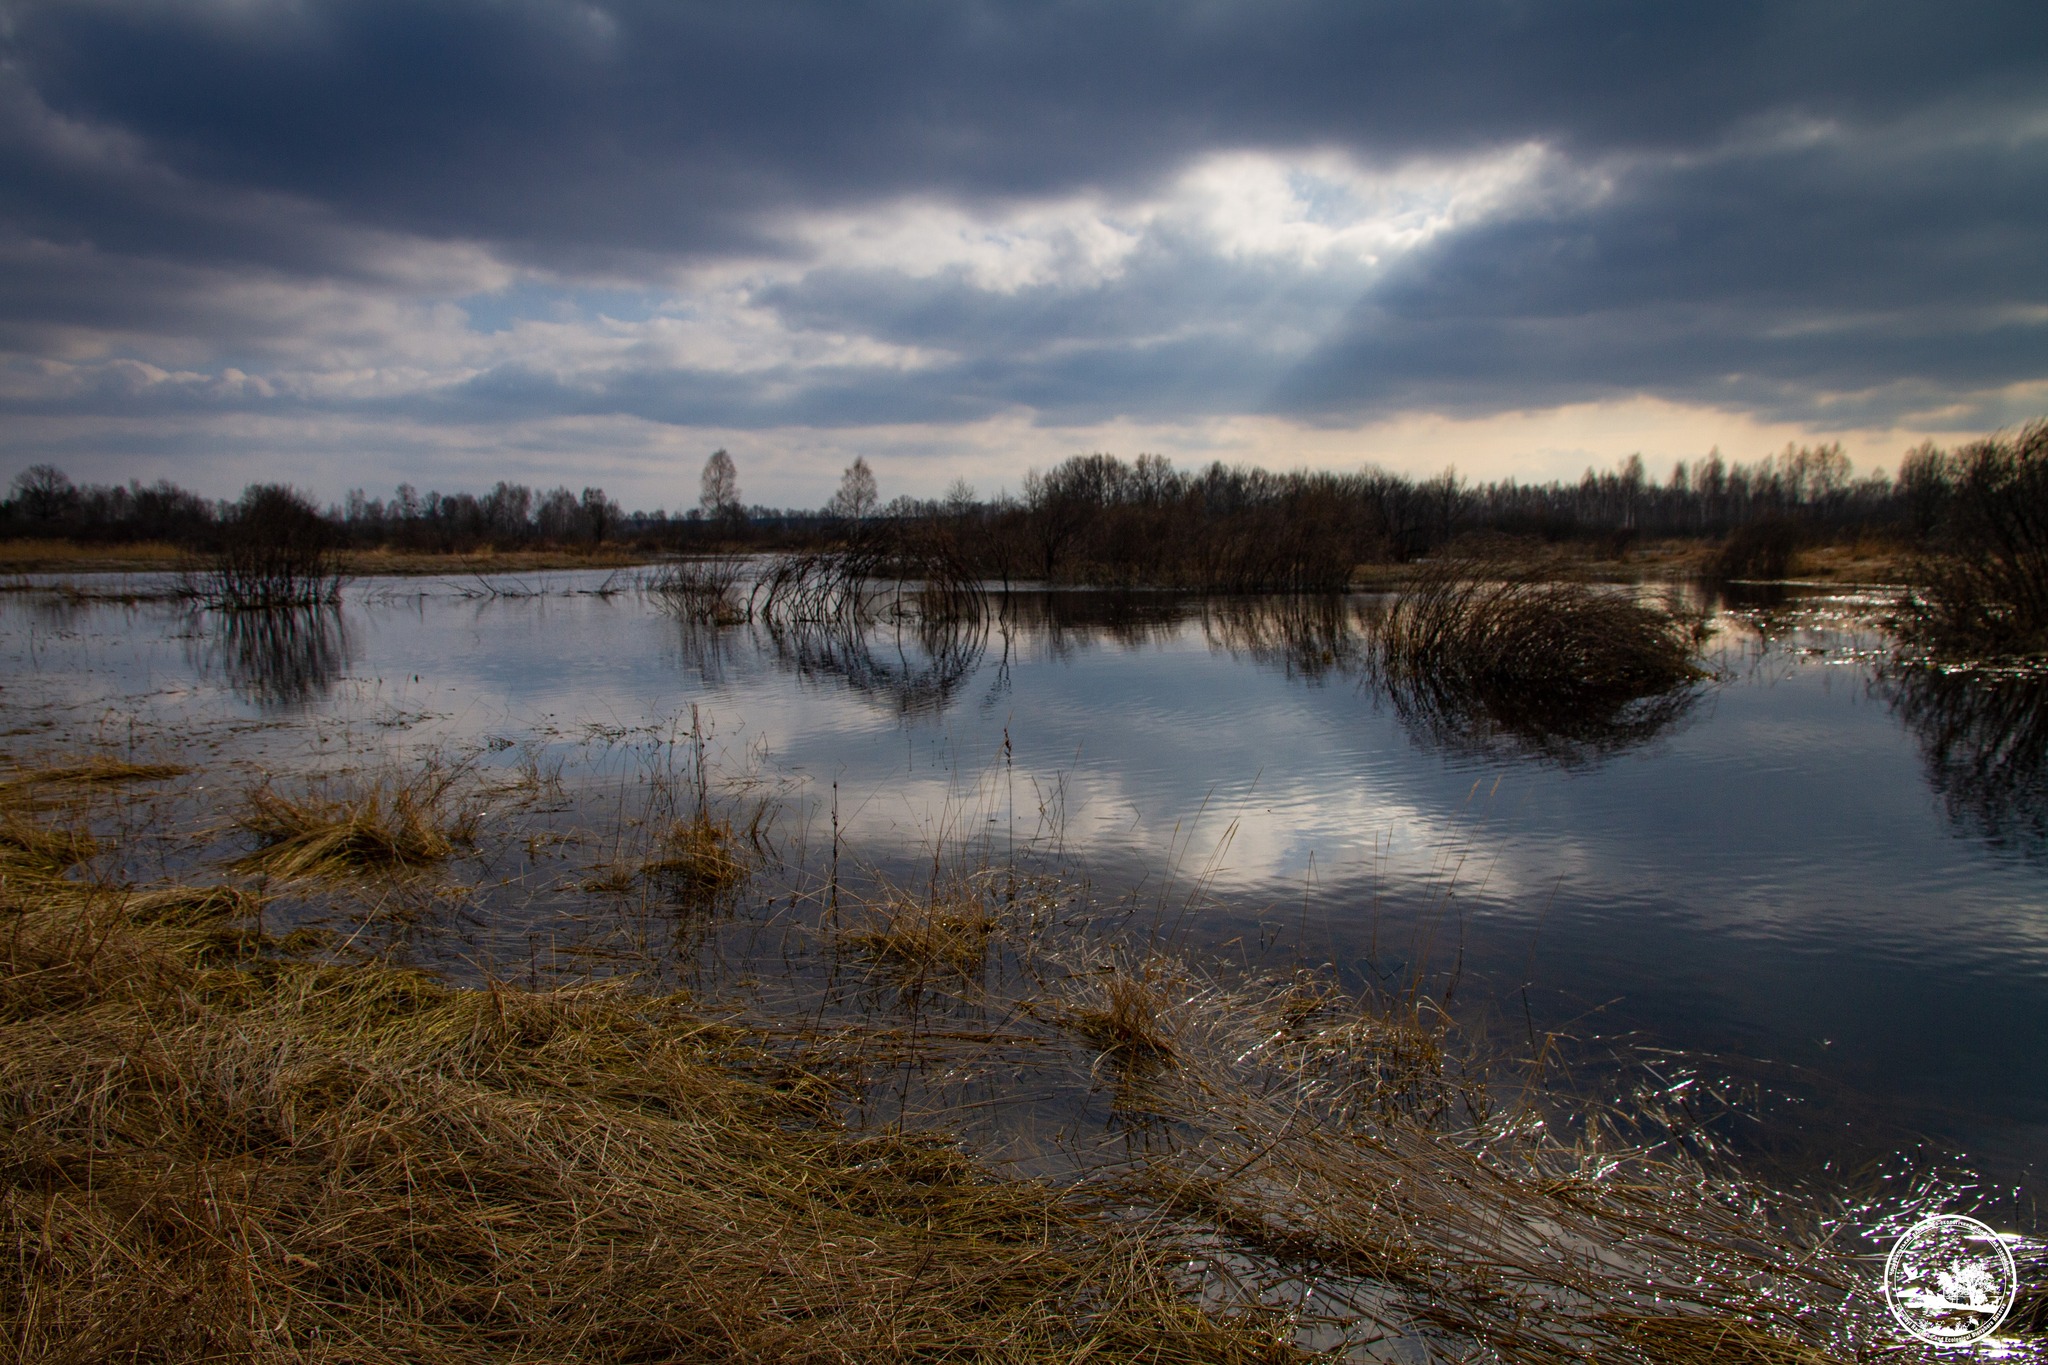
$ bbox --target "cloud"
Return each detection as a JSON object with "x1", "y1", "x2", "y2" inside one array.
[{"x1": 0, "y1": 0, "x2": 2044, "y2": 494}]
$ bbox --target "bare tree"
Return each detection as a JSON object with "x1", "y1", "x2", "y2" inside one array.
[
  {"x1": 828, "y1": 457, "x2": 878, "y2": 519},
  {"x1": 11, "y1": 464, "x2": 77, "y2": 522},
  {"x1": 580, "y1": 486, "x2": 617, "y2": 543},
  {"x1": 700, "y1": 450, "x2": 740, "y2": 521},
  {"x1": 943, "y1": 478, "x2": 978, "y2": 517}
]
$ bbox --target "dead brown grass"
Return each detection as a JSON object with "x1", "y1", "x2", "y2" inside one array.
[
  {"x1": 0, "y1": 758, "x2": 189, "y2": 814},
  {"x1": 236, "y1": 776, "x2": 476, "y2": 879},
  {"x1": 1060, "y1": 959, "x2": 1179, "y2": 1061},
  {"x1": 0, "y1": 842, "x2": 1300, "y2": 1364},
  {"x1": 844, "y1": 888, "x2": 1000, "y2": 980},
  {"x1": 0, "y1": 751, "x2": 1890, "y2": 1364},
  {"x1": 0, "y1": 539, "x2": 196, "y2": 572},
  {"x1": 639, "y1": 809, "x2": 750, "y2": 897},
  {"x1": 0, "y1": 817, "x2": 98, "y2": 880}
]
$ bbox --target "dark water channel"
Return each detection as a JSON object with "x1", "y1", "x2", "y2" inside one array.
[{"x1": 6, "y1": 571, "x2": 2046, "y2": 1215}]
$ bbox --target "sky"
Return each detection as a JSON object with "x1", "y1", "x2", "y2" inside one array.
[{"x1": 2, "y1": 0, "x2": 2045, "y2": 511}]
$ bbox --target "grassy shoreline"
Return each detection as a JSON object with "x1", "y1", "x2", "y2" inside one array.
[{"x1": 0, "y1": 745, "x2": 1900, "y2": 1361}]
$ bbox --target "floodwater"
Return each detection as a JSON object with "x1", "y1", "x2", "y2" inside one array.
[{"x1": 5, "y1": 570, "x2": 2045, "y2": 1208}]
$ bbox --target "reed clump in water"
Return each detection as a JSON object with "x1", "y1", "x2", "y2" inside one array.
[
  {"x1": 1373, "y1": 561, "x2": 1704, "y2": 739},
  {"x1": 1059, "y1": 958, "x2": 1180, "y2": 1061},
  {"x1": 235, "y1": 773, "x2": 477, "y2": 879},
  {"x1": 0, "y1": 842, "x2": 1297, "y2": 1364},
  {"x1": 640, "y1": 808, "x2": 750, "y2": 896},
  {"x1": 844, "y1": 887, "x2": 1001, "y2": 981}
]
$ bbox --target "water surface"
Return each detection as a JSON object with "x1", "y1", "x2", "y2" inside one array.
[{"x1": 6, "y1": 572, "x2": 2043, "y2": 1205}]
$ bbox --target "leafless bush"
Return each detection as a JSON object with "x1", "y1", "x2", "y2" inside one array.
[
  {"x1": 193, "y1": 484, "x2": 344, "y2": 609},
  {"x1": 752, "y1": 523, "x2": 985, "y2": 626},
  {"x1": 1901, "y1": 420, "x2": 2048, "y2": 657},
  {"x1": 647, "y1": 554, "x2": 750, "y2": 624},
  {"x1": 1706, "y1": 517, "x2": 1801, "y2": 581}
]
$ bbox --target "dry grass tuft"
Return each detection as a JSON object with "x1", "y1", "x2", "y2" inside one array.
[
  {"x1": 235, "y1": 776, "x2": 475, "y2": 879},
  {"x1": 579, "y1": 861, "x2": 640, "y2": 896},
  {"x1": 845, "y1": 889, "x2": 1000, "y2": 981},
  {"x1": 639, "y1": 810, "x2": 750, "y2": 896},
  {"x1": 0, "y1": 866, "x2": 1302, "y2": 1364},
  {"x1": 1062, "y1": 960, "x2": 1179, "y2": 1061},
  {"x1": 0, "y1": 816, "x2": 98, "y2": 878}
]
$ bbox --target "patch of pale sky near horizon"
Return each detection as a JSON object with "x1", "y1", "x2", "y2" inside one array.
[{"x1": 3, "y1": 394, "x2": 2024, "y2": 509}]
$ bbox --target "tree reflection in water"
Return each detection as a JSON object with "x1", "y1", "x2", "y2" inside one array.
[
  {"x1": 669, "y1": 589, "x2": 1705, "y2": 760},
  {"x1": 1883, "y1": 664, "x2": 2048, "y2": 853},
  {"x1": 1201, "y1": 595, "x2": 1364, "y2": 682},
  {"x1": 764, "y1": 615, "x2": 990, "y2": 717},
  {"x1": 191, "y1": 605, "x2": 352, "y2": 709}
]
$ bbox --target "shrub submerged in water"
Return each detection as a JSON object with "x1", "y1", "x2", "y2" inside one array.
[
  {"x1": 1373, "y1": 561, "x2": 1705, "y2": 746},
  {"x1": 196, "y1": 484, "x2": 345, "y2": 609}
]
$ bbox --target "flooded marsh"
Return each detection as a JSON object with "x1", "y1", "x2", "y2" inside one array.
[{"x1": 4, "y1": 568, "x2": 2047, "y2": 1358}]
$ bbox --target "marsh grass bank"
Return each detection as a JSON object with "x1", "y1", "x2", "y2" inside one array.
[{"x1": 0, "y1": 749, "x2": 1915, "y2": 1363}]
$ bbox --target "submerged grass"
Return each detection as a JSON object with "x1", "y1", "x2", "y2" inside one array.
[
  {"x1": 0, "y1": 757, "x2": 188, "y2": 791},
  {"x1": 639, "y1": 809, "x2": 750, "y2": 896},
  {"x1": 236, "y1": 773, "x2": 477, "y2": 879},
  {"x1": 0, "y1": 820, "x2": 1298, "y2": 1364},
  {"x1": 1023, "y1": 957, "x2": 1879, "y2": 1362},
  {"x1": 1058, "y1": 959, "x2": 1179, "y2": 1061},
  {"x1": 844, "y1": 885, "x2": 1001, "y2": 982}
]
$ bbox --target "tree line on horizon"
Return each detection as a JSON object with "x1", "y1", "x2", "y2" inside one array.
[{"x1": 0, "y1": 430, "x2": 2013, "y2": 588}]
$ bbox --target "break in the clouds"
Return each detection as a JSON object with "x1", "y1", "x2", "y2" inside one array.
[{"x1": 2, "y1": 0, "x2": 2045, "y2": 504}]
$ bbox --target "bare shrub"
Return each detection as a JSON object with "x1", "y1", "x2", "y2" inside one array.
[
  {"x1": 1901, "y1": 419, "x2": 2048, "y2": 657},
  {"x1": 195, "y1": 484, "x2": 345, "y2": 609},
  {"x1": 647, "y1": 554, "x2": 750, "y2": 624},
  {"x1": 752, "y1": 522, "x2": 985, "y2": 626},
  {"x1": 1706, "y1": 517, "x2": 1801, "y2": 581}
]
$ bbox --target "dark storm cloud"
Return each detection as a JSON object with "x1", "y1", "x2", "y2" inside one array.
[
  {"x1": 13, "y1": 0, "x2": 2043, "y2": 257},
  {"x1": 1277, "y1": 121, "x2": 2048, "y2": 422},
  {"x1": 1, "y1": 0, "x2": 2045, "y2": 437}
]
